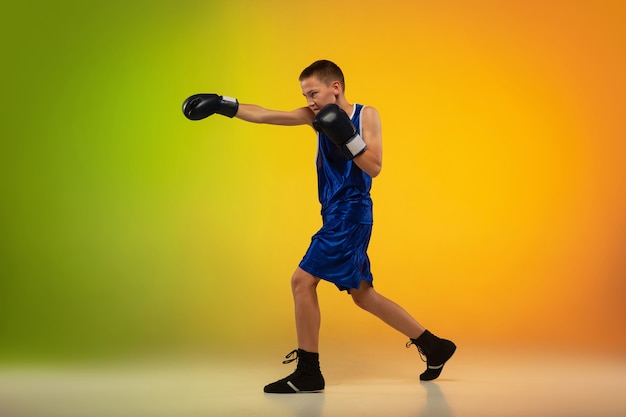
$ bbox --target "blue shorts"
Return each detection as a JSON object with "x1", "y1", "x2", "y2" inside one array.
[{"x1": 299, "y1": 219, "x2": 374, "y2": 291}]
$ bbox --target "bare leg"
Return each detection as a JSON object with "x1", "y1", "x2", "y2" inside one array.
[
  {"x1": 350, "y1": 280, "x2": 425, "y2": 339},
  {"x1": 291, "y1": 267, "x2": 321, "y2": 352},
  {"x1": 264, "y1": 267, "x2": 325, "y2": 393}
]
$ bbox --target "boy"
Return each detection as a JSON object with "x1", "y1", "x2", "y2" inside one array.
[{"x1": 182, "y1": 60, "x2": 456, "y2": 393}]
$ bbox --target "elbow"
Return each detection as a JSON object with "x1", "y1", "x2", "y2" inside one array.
[
  {"x1": 354, "y1": 151, "x2": 382, "y2": 177},
  {"x1": 368, "y1": 162, "x2": 382, "y2": 178}
]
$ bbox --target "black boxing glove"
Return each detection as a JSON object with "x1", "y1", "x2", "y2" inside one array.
[
  {"x1": 182, "y1": 94, "x2": 239, "y2": 120},
  {"x1": 312, "y1": 104, "x2": 367, "y2": 159}
]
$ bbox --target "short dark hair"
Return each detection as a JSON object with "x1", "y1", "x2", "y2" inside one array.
[{"x1": 299, "y1": 60, "x2": 345, "y2": 92}]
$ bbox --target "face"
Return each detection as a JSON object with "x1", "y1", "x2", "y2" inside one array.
[{"x1": 300, "y1": 76, "x2": 340, "y2": 114}]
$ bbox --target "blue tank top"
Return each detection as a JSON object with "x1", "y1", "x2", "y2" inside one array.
[{"x1": 316, "y1": 103, "x2": 373, "y2": 224}]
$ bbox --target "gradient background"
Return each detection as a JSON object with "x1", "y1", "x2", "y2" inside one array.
[{"x1": 1, "y1": 0, "x2": 625, "y2": 365}]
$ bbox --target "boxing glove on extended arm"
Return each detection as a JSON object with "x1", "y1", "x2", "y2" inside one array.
[
  {"x1": 182, "y1": 94, "x2": 239, "y2": 120},
  {"x1": 312, "y1": 104, "x2": 367, "y2": 159}
]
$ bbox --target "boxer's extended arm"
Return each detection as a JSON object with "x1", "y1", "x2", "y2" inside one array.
[
  {"x1": 236, "y1": 104, "x2": 314, "y2": 126},
  {"x1": 182, "y1": 93, "x2": 314, "y2": 126}
]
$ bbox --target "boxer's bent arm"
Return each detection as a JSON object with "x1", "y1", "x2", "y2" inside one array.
[
  {"x1": 353, "y1": 106, "x2": 383, "y2": 178},
  {"x1": 236, "y1": 104, "x2": 314, "y2": 126}
]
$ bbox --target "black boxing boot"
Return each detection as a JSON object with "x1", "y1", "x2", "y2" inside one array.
[
  {"x1": 264, "y1": 349, "x2": 325, "y2": 393},
  {"x1": 407, "y1": 330, "x2": 456, "y2": 381}
]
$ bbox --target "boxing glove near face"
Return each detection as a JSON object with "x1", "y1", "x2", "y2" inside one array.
[{"x1": 313, "y1": 104, "x2": 366, "y2": 159}]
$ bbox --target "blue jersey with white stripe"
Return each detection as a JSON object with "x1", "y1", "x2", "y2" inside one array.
[{"x1": 316, "y1": 104, "x2": 373, "y2": 224}]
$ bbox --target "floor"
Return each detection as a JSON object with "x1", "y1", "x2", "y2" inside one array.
[{"x1": 1, "y1": 347, "x2": 625, "y2": 417}]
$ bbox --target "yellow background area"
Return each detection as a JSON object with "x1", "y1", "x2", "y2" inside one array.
[{"x1": 1, "y1": 0, "x2": 625, "y2": 363}]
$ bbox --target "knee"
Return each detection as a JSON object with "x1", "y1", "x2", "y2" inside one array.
[
  {"x1": 351, "y1": 293, "x2": 365, "y2": 310},
  {"x1": 351, "y1": 289, "x2": 374, "y2": 311},
  {"x1": 291, "y1": 268, "x2": 318, "y2": 295}
]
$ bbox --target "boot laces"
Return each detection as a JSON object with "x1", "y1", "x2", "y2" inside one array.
[
  {"x1": 406, "y1": 340, "x2": 427, "y2": 363},
  {"x1": 282, "y1": 349, "x2": 299, "y2": 364}
]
